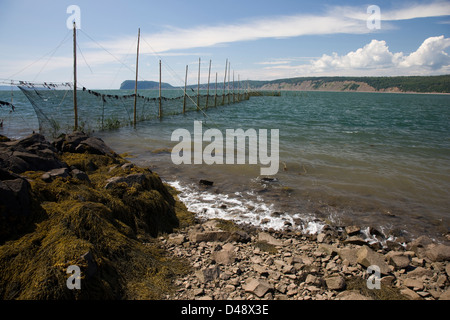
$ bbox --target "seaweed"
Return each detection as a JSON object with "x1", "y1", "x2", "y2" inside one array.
[{"x1": 0, "y1": 151, "x2": 194, "y2": 300}]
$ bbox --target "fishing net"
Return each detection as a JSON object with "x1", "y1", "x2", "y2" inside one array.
[{"x1": 18, "y1": 82, "x2": 250, "y2": 138}]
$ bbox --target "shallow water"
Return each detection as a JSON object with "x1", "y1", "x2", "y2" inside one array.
[{"x1": 2, "y1": 89, "x2": 449, "y2": 241}]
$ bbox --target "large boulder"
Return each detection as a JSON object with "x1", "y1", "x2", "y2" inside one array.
[
  {"x1": 0, "y1": 168, "x2": 45, "y2": 243},
  {"x1": 0, "y1": 133, "x2": 66, "y2": 173},
  {"x1": 56, "y1": 132, "x2": 116, "y2": 157}
]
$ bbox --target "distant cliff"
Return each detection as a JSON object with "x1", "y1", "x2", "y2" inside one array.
[
  {"x1": 120, "y1": 80, "x2": 174, "y2": 90},
  {"x1": 247, "y1": 75, "x2": 450, "y2": 94}
]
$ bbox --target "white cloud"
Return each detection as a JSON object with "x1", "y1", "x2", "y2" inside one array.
[
  {"x1": 310, "y1": 36, "x2": 450, "y2": 73},
  {"x1": 340, "y1": 1, "x2": 450, "y2": 21},
  {"x1": 248, "y1": 36, "x2": 450, "y2": 80},
  {"x1": 400, "y1": 36, "x2": 450, "y2": 69}
]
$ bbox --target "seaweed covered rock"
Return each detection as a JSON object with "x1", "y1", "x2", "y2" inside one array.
[
  {"x1": 0, "y1": 133, "x2": 66, "y2": 173},
  {"x1": 0, "y1": 133, "x2": 192, "y2": 300}
]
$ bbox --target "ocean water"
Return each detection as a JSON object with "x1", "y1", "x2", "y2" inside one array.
[{"x1": 1, "y1": 89, "x2": 449, "y2": 242}]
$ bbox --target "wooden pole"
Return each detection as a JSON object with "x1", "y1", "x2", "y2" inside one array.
[
  {"x1": 222, "y1": 59, "x2": 227, "y2": 105},
  {"x1": 197, "y1": 57, "x2": 201, "y2": 111},
  {"x1": 133, "y1": 28, "x2": 140, "y2": 128},
  {"x1": 238, "y1": 74, "x2": 240, "y2": 102},
  {"x1": 159, "y1": 60, "x2": 162, "y2": 119},
  {"x1": 214, "y1": 72, "x2": 218, "y2": 107},
  {"x1": 227, "y1": 61, "x2": 231, "y2": 104},
  {"x1": 73, "y1": 22, "x2": 78, "y2": 131},
  {"x1": 233, "y1": 70, "x2": 235, "y2": 103},
  {"x1": 183, "y1": 65, "x2": 188, "y2": 114},
  {"x1": 206, "y1": 59, "x2": 211, "y2": 110}
]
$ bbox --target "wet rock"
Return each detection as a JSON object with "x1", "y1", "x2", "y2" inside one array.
[
  {"x1": 199, "y1": 180, "x2": 214, "y2": 186},
  {"x1": 345, "y1": 226, "x2": 361, "y2": 236}
]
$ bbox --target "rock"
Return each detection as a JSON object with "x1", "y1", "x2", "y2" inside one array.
[
  {"x1": 400, "y1": 288, "x2": 422, "y2": 300},
  {"x1": 196, "y1": 265, "x2": 220, "y2": 283},
  {"x1": 258, "y1": 232, "x2": 282, "y2": 246},
  {"x1": 189, "y1": 231, "x2": 231, "y2": 243},
  {"x1": 344, "y1": 235, "x2": 367, "y2": 246},
  {"x1": 357, "y1": 246, "x2": 390, "y2": 275},
  {"x1": 104, "y1": 173, "x2": 146, "y2": 189},
  {"x1": 305, "y1": 274, "x2": 320, "y2": 286},
  {"x1": 317, "y1": 233, "x2": 326, "y2": 243},
  {"x1": 336, "y1": 290, "x2": 372, "y2": 300},
  {"x1": 212, "y1": 250, "x2": 235, "y2": 265},
  {"x1": 425, "y1": 244, "x2": 450, "y2": 262},
  {"x1": 168, "y1": 234, "x2": 186, "y2": 245},
  {"x1": 406, "y1": 267, "x2": 434, "y2": 278},
  {"x1": 0, "y1": 133, "x2": 66, "y2": 174},
  {"x1": 77, "y1": 137, "x2": 114, "y2": 156},
  {"x1": 403, "y1": 278, "x2": 424, "y2": 291},
  {"x1": 407, "y1": 235, "x2": 434, "y2": 257},
  {"x1": 60, "y1": 132, "x2": 115, "y2": 157},
  {"x1": 71, "y1": 168, "x2": 91, "y2": 182},
  {"x1": 199, "y1": 179, "x2": 214, "y2": 186},
  {"x1": 325, "y1": 275, "x2": 346, "y2": 291},
  {"x1": 0, "y1": 176, "x2": 35, "y2": 242},
  {"x1": 439, "y1": 288, "x2": 450, "y2": 300},
  {"x1": 387, "y1": 253, "x2": 411, "y2": 270},
  {"x1": 337, "y1": 247, "x2": 360, "y2": 266},
  {"x1": 47, "y1": 167, "x2": 70, "y2": 179},
  {"x1": 229, "y1": 230, "x2": 251, "y2": 243},
  {"x1": 345, "y1": 226, "x2": 361, "y2": 236},
  {"x1": 80, "y1": 251, "x2": 97, "y2": 278},
  {"x1": 243, "y1": 278, "x2": 273, "y2": 298}
]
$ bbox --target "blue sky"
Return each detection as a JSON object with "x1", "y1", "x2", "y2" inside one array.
[{"x1": 0, "y1": 0, "x2": 449, "y2": 89}]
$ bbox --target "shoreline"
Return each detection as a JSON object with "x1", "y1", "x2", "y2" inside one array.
[
  {"x1": 0, "y1": 132, "x2": 449, "y2": 300},
  {"x1": 162, "y1": 215, "x2": 450, "y2": 300}
]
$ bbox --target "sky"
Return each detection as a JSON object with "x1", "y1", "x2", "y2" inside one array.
[{"x1": 0, "y1": 0, "x2": 449, "y2": 89}]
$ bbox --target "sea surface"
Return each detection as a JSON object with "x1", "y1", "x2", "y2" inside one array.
[{"x1": 1, "y1": 89, "x2": 449, "y2": 243}]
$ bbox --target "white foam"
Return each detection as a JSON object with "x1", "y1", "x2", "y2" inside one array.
[{"x1": 168, "y1": 180, "x2": 325, "y2": 234}]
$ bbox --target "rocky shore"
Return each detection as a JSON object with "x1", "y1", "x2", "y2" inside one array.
[
  {"x1": 161, "y1": 217, "x2": 450, "y2": 300},
  {"x1": 1, "y1": 132, "x2": 449, "y2": 300}
]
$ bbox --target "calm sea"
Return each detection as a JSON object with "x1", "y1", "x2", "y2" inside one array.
[{"x1": 1, "y1": 89, "x2": 449, "y2": 242}]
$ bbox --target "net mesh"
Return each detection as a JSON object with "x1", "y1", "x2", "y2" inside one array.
[{"x1": 18, "y1": 84, "x2": 253, "y2": 138}]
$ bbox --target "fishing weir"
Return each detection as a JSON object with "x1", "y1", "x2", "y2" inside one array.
[{"x1": 0, "y1": 24, "x2": 280, "y2": 138}]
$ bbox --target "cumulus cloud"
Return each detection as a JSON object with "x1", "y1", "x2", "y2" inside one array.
[{"x1": 309, "y1": 36, "x2": 450, "y2": 73}]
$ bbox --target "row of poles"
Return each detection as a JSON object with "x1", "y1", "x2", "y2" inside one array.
[
  {"x1": 73, "y1": 26, "x2": 249, "y2": 130},
  {"x1": 131, "y1": 28, "x2": 249, "y2": 128}
]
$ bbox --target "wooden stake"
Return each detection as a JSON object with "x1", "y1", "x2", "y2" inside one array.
[
  {"x1": 222, "y1": 59, "x2": 228, "y2": 105},
  {"x1": 159, "y1": 60, "x2": 162, "y2": 119},
  {"x1": 197, "y1": 57, "x2": 201, "y2": 111},
  {"x1": 133, "y1": 28, "x2": 140, "y2": 128},
  {"x1": 233, "y1": 70, "x2": 235, "y2": 103},
  {"x1": 206, "y1": 59, "x2": 211, "y2": 109},
  {"x1": 228, "y1": 61, "x2": 231, "y2": 104},
  {"x1": 183, "y1": 65, "x2": 188, "y2": 114},
  {"x1": 73, "y1": 22, "x2": 78, "y2": 131},
  {"x1": 214, "y1": 72, "x2": 218, "y2": 107}
]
